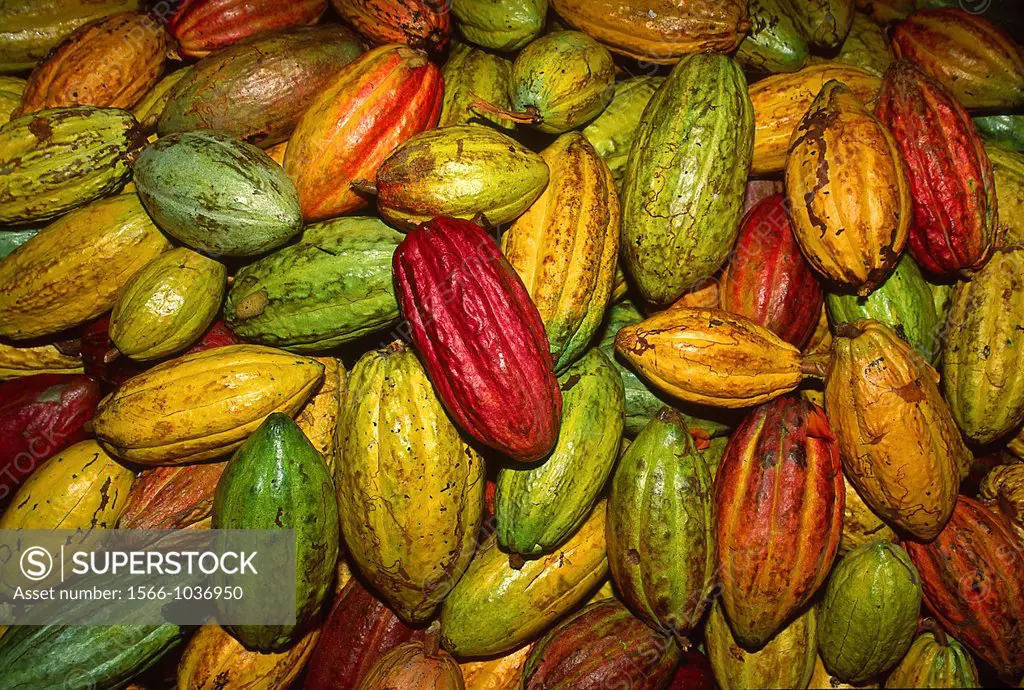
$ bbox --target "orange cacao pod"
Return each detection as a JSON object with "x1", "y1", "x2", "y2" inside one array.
[
  {"x1": 117, "y1": 463, "x2": 225, "y2": 530},
  {"x1": 331, "y1": 0, "x2": 450, "y2": 53},
  {"x1": 168, "y1": 0, "x2": 327, "y2": 58}
]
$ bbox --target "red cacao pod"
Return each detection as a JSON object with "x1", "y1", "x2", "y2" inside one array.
[
  {"x1": 666, "y1": 649, "x2": 716, "y2": 690},
  {"x1": 186, "y1": 319, "x2": 242, "y2": 354},
  {"x1": 284, "y1": 45, "x2": 443, "y2": 221},
  {"x1": 168, "y1": 0, "x2": 328, "y2": 58},
  {"x1": 331, "y1": 0, "x2": 450, "y2": 53},
  {"x1": 392, "y1": 217, "x2": 562, "y2": 462},
  {"x1": 304, "y1": 577, "x2": 423, "y2": 689},
  {"x1": 876, "y1": 60, "x2": 997, "y2": 278},
  {"x1": 742, "y1": 179, "x2": 783, "y2": 216},
  {"x1": 0, "y1": 374, "x2": 100, "y2": 507},
  {"x1": 81, "y1": 316, "x2": 149, "y2": 386},
  {"x1": 904, "y1": 496, "x2": 1024, "y2": 682},
  {"x1": 714, "y1": 394, "x2": 844, "y2": 649},
  {"x1": 117, "y1": 462, "x2": 226, "y2": 530},
  {"x1": 718, "y1": 194, "x2": 824, "y2": 348}
]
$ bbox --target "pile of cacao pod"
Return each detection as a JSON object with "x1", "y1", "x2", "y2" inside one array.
[{"x1": 0, "y1": 0, "x2": 1023, "y2": 688}]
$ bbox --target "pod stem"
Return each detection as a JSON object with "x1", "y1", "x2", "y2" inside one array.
[
  {"x1": 833, "y1": 323, "x2": 864, "y2": 339},
  {"x1": 103, "y1": 348, "x2": 121, "y2": 365},
  {"x1": 508, "y1": 553, "x2": 526, "y2": 570},
  {"x1": 423, "y1": 621, "x2": 442, "y2": 656},
  {"x1": 673, "y1": 632, "x2": 693, "y2": 652},
  {"x1": 350, "y1": 179, "x2": 378, "y2": 196},
  {"x1": 468, "y1": 98, "x2": 543, "y2": 126},
  {"x1": 800, "y1": 353, "x2": 830, "y2": 379},
  {"x1": 919, "y1": 618, "x2": 949, "y2": 646}
]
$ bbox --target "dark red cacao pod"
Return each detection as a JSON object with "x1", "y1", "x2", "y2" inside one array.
[
  {"x1": 718, "y1": 194, "x2": 824, "y2": 348},
  {"x1": 666, "y1": 649, "x2": 716, "y2": 690},
  {"x1": 81, "y1": 316, "x2": 149, "y2": 386},
  {"x1": 168, "y1": 0, "x2": 329, "y2": 58},
  {"x1": 0, "y1": 374, "x2": 101, "y2": 507},
  {"x1": 186, "y1": 319, "x2": 242, "y2": 354},
  {"x1": 117, "y1": 462, "x2": 226, "y2": 530},
  {"x1": 331, "y1": 0, "x2": 450, "y2": 53},
  {"x1": 304, "y1": 577, "x2": 423, "y2": 689},
  {"x1": 522, "y1": 599, "x2": 681, "y2": 690},
  {"x1": 714, "y1": 394, "x2": 844, "y2": 649},
  {"x1": 392, "y1": 217, "x2": 562, "y2": 462},
  {"x1": 904, "y1": 496, "x2": 1024, "y2": 682},
  {"x1": 876, "y1": 60, "x2": 997, "y2": 278}
]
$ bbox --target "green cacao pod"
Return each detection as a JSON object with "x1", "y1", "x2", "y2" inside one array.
[
  {"x1": 826, "y1": 255, "x2": 940, "y2": 364},
  {"x1": 607, "y1": 407, "x2": 714, "y2": 637},
  {"x1": 0, "y1": 227, "x2": 37, "y2": 260},
  {"x1": 834, "y1": 12, "x2": 892, "y2": 77},
  {"x1": 942, "y1": 248, "x2": 1024, "y2": 443},
  {"x1": 450, "y1": 0, "x2": 547, "y2": 51},
  {"x1": 974, "y1": 114, "x2": 1024, "y2": 153},
  {"x1": 987, "y1": 144, "x2": 1024, "y2": 247},
  {"x1": 0, "y1": 76, "x2": 25, "y2": 124},
  {"x1": 737, "y1": 0, "x2": 809, "y2": 74},
  {"x1": 132, "y1": 67, "x2": 191, "y2": 123},
  {"x1": 133, "y1": 130, "x2": 303, "y2": 257},
  {"x1": 496, "y1": 348, "x2": 623, "y2": 557},
  {"x1": 788, "y1": 0, "x2": 855, "y2": 48},
  {"x1": 224, "y1": 218, "x2": 402, "y2": 352},
  {"x1": 212, "y1": 413, "x2": 339, "y2": 652},
  {"x1": 440, "y1": 502, "x2": 607, "y2": 658},
  {"x1": 110, "y1": 248, "x2": 226, "y2": 361},
  {"x1": 0, "y1": 106, "x2": 144, "y2": 224},
  {"x1": 884, "y1": 622, "x2": 981, "y2": 689},
  {"x1": 706, "y1": 602, "x2": 817, "y2": 690},
  {"x1": 582, "y1": 76, "x2": 662, "y2": 182},
  {"x1": 818, "y1": 541, "x2": 922, "y2": 684},
  {"x1": 375, "y1": 124, "x2": 549, "y2": 229},
  {"x1": 620, "y1": 54, "x2": 753, "y2": 305},
  {"x1": 338, "y1": 341, "x2": 484, "y2": 624},
  {"x1": 928, "y1": 279, "x2": 954, "y2": 324},
  {"x1": 439, "y1": 41, "x2": 513, "y2": 129}
]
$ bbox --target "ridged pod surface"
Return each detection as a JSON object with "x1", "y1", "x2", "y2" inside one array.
[
  {"x1": 839, "y1": 473, "x2": 896, "y2": 554},
  {"x1": 0, "y1": 106, "x2": 144, "y2": 224},
  {"x1": 0, "y1": 194, "x2": 171, "y2": 340},
  {"x1": 331, "y1": 0, "x2": 450, "y2": 53},
  {"x1": 582, "y1": 76, "x2": 661, "y2": 182},
  {"x1": 168, "y1": 0, "x2": 327, "y2": 58},
  {"x1": 621, "y1": 54, "x2": 753, "y2": 304},
  {"x1": 607, "y1": 408, "x2": 714, "y2": 637},
  {"x1": 158, "y1": 26, "x2": 364, "y2": 148},
  {"x1": 117, "y1": 463, "x2": 226, "y2": 530},
  {"x1": 337, "y1": 341, "x2": 484, "y2": 624},
  {"x1": 942, "y1": 249, "x2": 1024, "y2": 443},
  {"x1": 460, "y1": 646, "x2": 532, "y2": 690},
  {"x1": 176, "y1": 623, "x2": 318, "y2": 690},
  {"x1": 987, "y1": 144, "x2": 1024, "y2": 247},
  {"x1": 891, "y1": 8, "x2": 1024, "y2": 109},
  {"x1": 705, "y1": 602, "x2": 817, "y2": 690},
  {"x1": 825, "y1": 321, "x2": 967, "y2": 540},
  {"x1": 549, "y1": 0, "x2": 748, "y2": 63},
  {"x1": 284, "y1": 45, "x2": 443, "y2": 221},
  {"x1": 786, "y1": 80, "x2": 910, "y2": 293},
  {"x1": 876, "y1": 60, "x2": 996, "y2": 278},
  {"x1": 439, "y1": 42, "x2": 513, "y2": 129},
  {"x1": 15, "y1": 12, "x2": 169, "y2": 116},
  {"x1": 449, "y1": 0, "x2": 546, "y2": 51},
  {"x1": 294, "y1": 357, "x2": 343, "y2": 472},
  {"x1": 522, "y1": 600, "x2": 680, "y2": 690},
  {"x1": 501, "y1": 132, "x2": 619, "y2": 371},
  {"x1": 737, "y1": 0, "x2": 809, "y2": 74},
  {"x1": 883, "y1": 624, "x2": 980, "y2": 689},
  {"x1": 376, "y1": 124, "x2": 549, "y2": 229},
  {"x1": 788, "y1": 0, "x2": 854, "y2": 48},
  {"x1": 439, "y1": 504, "x2": 607, "y2": 658},
  {"x1": 358, "y1": 638, "x2": 464, "y2": 690},
  {"x1": 979, "y1": 463, "x2": 1024, "y2": 544},
  {"x1": 614, "y1": 307, "x2": 816, "y2": 409},
  {"x1": 132, "y1": 68, "x2": 190, "y2": 123},
  {"x1": 834, "y1": 12, "x2": 891, "y2": 77},
  {"x1": 224, "y1": 217, "x2": 402, "y2": 352},
  {"x1": 0, "y1": 341, "x2": 82, "y2": 380},
  {"x1": 749, "y1": 62, "x2": 880, "y2": 175},
  {"x1": 718, "y1": 193, "x2": 823, "y2": 348},
  {"x1": 817, "y1": 542, "x2": 921, "y2": 684},
  {"x1": 714, "y1": 395, "x2": 843, "y2": 649},
  {"x1": 92, "y1": 344, "x2": 323, "y2": 465},
  {"x1": 392, "y1": 217, "x2": 561, "y2": 461},
  {"x1": 903, "y1": 496, "x2": 1024, "y2": 682},
  {"x1": 496, "y1": 349, "x2": 623, "y2": 556}
]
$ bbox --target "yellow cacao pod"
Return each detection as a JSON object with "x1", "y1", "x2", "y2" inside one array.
[
  {"x1": 294, "y1": 356, "x2": 343, "y2": 474},
  {"x1": 176, "y1": 623, "x2": 319, "y2": 690},
  {"x1": 839, "y1": 471, "x2": 897, "y2": 554},
  {"x1": 979, "y1": 463, "x2": 1024, "y2": 545},
  {"x1": 0, "y1": 341, "x2": 82, "y2": 380},
  {"x1": 459, "y1": 643, "x2": 533, "y2": 690},
  {"x1": 809, "y1": 654, "x2": 879, "y2": 689}
]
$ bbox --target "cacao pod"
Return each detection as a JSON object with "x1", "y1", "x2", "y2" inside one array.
[
  {"x1": 337, "y1": 341, "x2": 484, "y2": 623},
  {"x1": 979, "y1": 463, "x2": 1024, "y2": 544},
  {"x1": 855, "y1": 0, "x2": 912, "y2": 23},
  {"x1": 224, "y1": 217, "x2": 402, "y2": 352},
  {"x1": 80, "y1": 316, "x2": 150, "y2": 386},
  {"x1": 876, "y1": 59, "x2": 997, "y2": 278},
  {"x1": 285, "y1": 44, "x2": 443, "y2": 221},
  {"x1": 943, "y1": 248, "x2": 1024, "y2": 443},
  {"x1": 786, "y1": 80, "x2": 910, "y2": 293},
  {"x1": 93, "y1": 344, "x2": 323, "y2": 465},
  {"x1": 332, "y1": 0, "x2": 450, "y2": 53},
  {"x1": 132, "y1": 67, "x2": 191, "y2": 123},
  {"x1": 294, "y1": 356, "x2": 342, "y2": 473},
  {"x1": 0, "y1": 76, "x2": 25, "y2": 124},
  {"x1": 743, "y1": 179, "x2": 785, "y2": 214},
  {"x1": 607, "y1": 407, "x2": 714, "y2": 636},
  {"x1": 621, "y1": 54, "x2": 752, "y2": 305},
  {"x1": 117, "y1": 463, "x2": 225, "y2": 530},
  {"x1": 159, "y1": 26, "x2": 364, "y2": 148},
  {"x1": 818, "y1": 542, "x2": 922, "y2": 684},
  {"x1": 0, "y1": 341, "x2": 82, "y2": 380},
  {"x1": 169, "y1": 0, "x2": 327, "y2": 58},
  {"x1": 0, "y1": 227, "x2": 37, "y2": 261},
  {"x1": 176, "y1": 623, "x2": 319, "y2": 690},
  {"x1": 460, "y1": 644, "x2": 532, "y2": 690},
  {"x1": 501, "y1": 132, "x2": 619, "y2": 371},
  {"x1": 987, "y1": 144, "x2": 1024, "y2": 248},
  {"x1": 826, "y1": 321, "x2": 967, "y2": 540},
  {"x1": 975, "y1": 115, "x2": 1024, "y2": 153},
  {"x1": 809, "y1": 655, "x2": 878, "y2": 689},
  {"x1": 666, "y1": 650, "x2": 716, "y2": 690},
  {"x1": 392, "y1": 217, "x2": 561, "y2": 461},
  {"x1": 715, "y1": 395, "x2": 843, "y2": 649},
  {"x1": 439, "y1": 41, "x2": 513, "y2": 130},
  {"x1": 904, "y1": 496, "x2": 1024, "y2": 682},
  {"x1": 718, "y1": 193, "x2": 823, "y2": 348},
  {"x1": 788, "y1": 0, "x2": 854, "y2": 48},
  {"x1": 15, "y1": 12, "x2": 169, "y2": 116},
  {"x1": 834, "y1": 12, "x2": 892, "y2": 77},
  {"x1": 522, "y1": 599, "x2": 681, "y2": 690},
  {"x1": 358, "y1": 636, "x2": 464, "y2": 690},
  {"x1": 582, "y1": 76, "x2": 661, "y2": 182},
  {"x1": 839, "y1": 472, "x2": 897, "y2": 554},
  {"x1": 449, "y1": 0, "x2": 545, "y2": 51},
  {"x1": 883, "y1": 622, "x2": 981, "y2": 689},
  {"x1": 375, "y1": 124, "x2": 549, "y2": 229},
  {"x1": 0, "y1": 194, "x2": 171, "y2": 340},
  {"x1": 737, "y1": 0, "x2": 809, "y2": 75},
  {"x1": 891, "y1": 8, "x2": 1024, "y2": 109}
]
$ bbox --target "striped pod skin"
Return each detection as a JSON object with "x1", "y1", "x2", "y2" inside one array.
[
  {"x1": 330, "y1": 0, "x2": 451, "y2": 54},
  {"x1": 168, "y1": 0, "x2": 327, "y2": 58},
  {"x1": 883, "y1": 624, "x2": 980, "y2": 689},
  {"x1": 714, "y1": 395, "x2": 844, "y2": 650}
]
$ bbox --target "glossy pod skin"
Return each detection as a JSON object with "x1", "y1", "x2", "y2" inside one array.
[
  {"x1": 117, "y1": 463, "x2": 226, "y2": 530},
  {"x1": 439, "y1": 41, "x2": 513, "y2": 129},
  {"x1": 736, "y1": 0, "x2": 809, "y2": 74},
  {"x1": 450, "y1": 0, "x2": 546, "y2": 51},
  {"x1": 176, "y1": 623, "x2": 319, "y2": 690},
  {"x1": 331, "y1": 0, "x2": 451, "y2": 53},
  {"x1": 168, "y1": 0, "x2": 328, "y2": 58}
]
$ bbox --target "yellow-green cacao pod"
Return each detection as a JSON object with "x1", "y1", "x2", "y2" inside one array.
[
  {"x1": 582, "y1": 76, "x2": 662, "y2": 183},
  {"x1": 450, "y1": 0, "x2": 546, "y2": 51},
  {"x1": 337, "y1": 341, "x2": 484, "y2": 624},
  {"x1": 943, "y1": 249, "x2": 1024, "y2": 444},
  {"x1": 737, "y1": 0, "x2": 810, "y2": 74},
  {"x1": 787, "y1": 0, "x2": 855, "y2": 48},
  {"x1": 884, "y1": 623, "x2": 981, "y2": 689},
  {"x1": 818, "y1": 541, "x2": 922, "y2": 684},
  {"x1": 987, "y1": 145, "x2": 1024, "y2": 248},
  {"x1": 834, "y1": 12, "x2": 892, "y2": 77},
  {"x1": 132, "y1": 67, "x2": 192, "y2": 124},
  {"x1": 0, "y1": 76, "x2": 25, "y2": 124},
  {"x1": 501, "y1": 132, "x2": 619, "y2": 372},
  {"x1": 439, "y1": 41, "x2": 513, "y2": 130},
  {"x1": 110, "y1": 248, "x2": 226, "y2": 361},
  {"x1": 839, "y1": 472, "x2": 897, "y2": 554}
]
